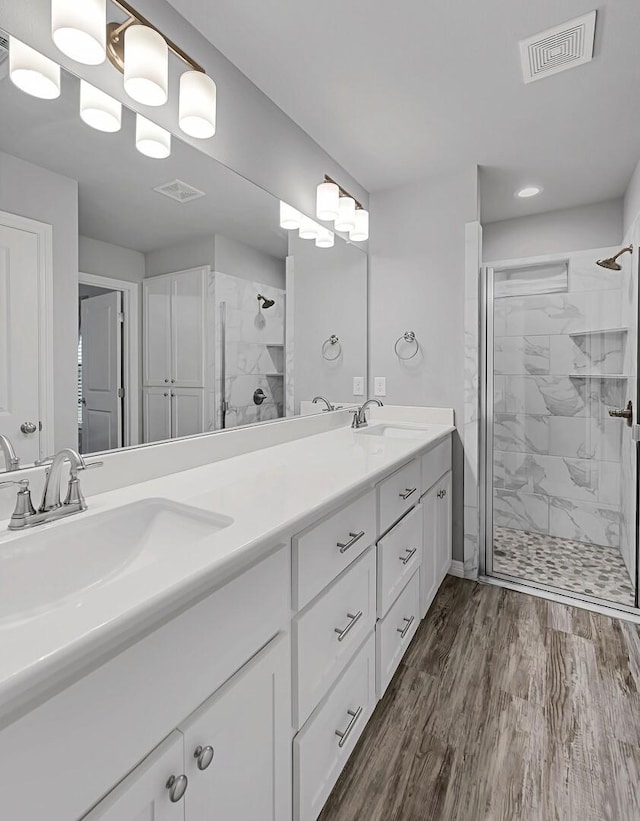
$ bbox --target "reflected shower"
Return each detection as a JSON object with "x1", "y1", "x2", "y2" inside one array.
[
  {"x1": 596, "y1": 245, "x2": 633, "y2": 270},
  {"x1": 257, "y1": 294, "x2": 275, "y2": 309}
]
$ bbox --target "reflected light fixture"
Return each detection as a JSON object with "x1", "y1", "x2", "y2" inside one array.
[
  {"x1": 9, "y1": 37, "x2": 61, "y2": 99},
  {"x1": 316, "y1": 181, "x2": 340, "y2": 221},
  {"x1": 318, "y1": 175, "x2": 369, "y2": 241},
  {"x1": 299, "y1": 216, "x2": 321, "y2": 240},
  {"x1": 350, "y1": 209, "x2": 369, "y2": 242},
  {"x1": 334, "y1": 196, "x2": 356, "y2": 232},
  {"x1": 124, "y1": 24, "x2": 168, "y2": 106},
  {"x1": 316, "y1": 227, "x2": 335, "y2": 249},
  {"x1": 280, "y1": 202, "x2": 303, "y2": 231},
  {"x1": 51, "y1": 0, "x2": 106, "y2": 65},
  {"x1": 179, "y1": 71, "x2": 217, "y2": 138},
  {"x1": 516, "y1": 185, "x2": 543, "y2": 198},
  {"x1": 80, "y1": 80, "x2": 122, "y2": 131},
  {"x1": 136, "y1": 113, "x2": 171, "y2": 158}
]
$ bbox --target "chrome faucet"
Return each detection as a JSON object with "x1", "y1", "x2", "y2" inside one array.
[
  {"x1": 351, "y1": 398, "x2": 383, "y2": 429},
  {"x1": 0, "y1": 448, "x2": 102, "y2": 530},
  {"x1": 0, "y1": 434, "x2": 20, "y2": 471},
  {"x1": 312, "y1": 396, "x2": 335, "y2": 412}
]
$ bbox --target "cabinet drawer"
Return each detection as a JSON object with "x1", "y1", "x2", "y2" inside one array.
[
  {"x1": 294, "y1": 548, "x2": 376, "y2": 729},
  {"x1": 376, "y1": 571, "x2": 420, "y2": 698},
  {"x1": 293, "y1": 490, "x2": 376, "y2": 610},
  {"x1": 421, "y1": 437, "x2": 451, "y2": 495},
  {"x1": 377, "y1": 504, "x2": 422, "y2": 618},
  {"x1": 294, "y1": 634, "x2": 376, "y2": 821},
  {"x1": 378, "y1": 459, "x2": 420, "y2": 535}
]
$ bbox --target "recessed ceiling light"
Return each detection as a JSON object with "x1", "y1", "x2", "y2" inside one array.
[{"x1": 516, "y1": 186, "x2": 543, "y2": 198}]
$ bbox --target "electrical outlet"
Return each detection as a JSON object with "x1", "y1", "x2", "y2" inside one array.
[
  {"x1": 374, "y1": 376, "x2": 386, "y2": 397},
  {"x1": 353, "y1": 376, "x2": 365, "y2": 396}
]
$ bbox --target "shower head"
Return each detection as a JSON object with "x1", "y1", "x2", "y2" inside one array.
[
  {"x1": 257, "y1": 294, "x2": 275, "y2": 309},
  {"x1": 596, "y1": 245, "x2": 633, "y2": 271}
]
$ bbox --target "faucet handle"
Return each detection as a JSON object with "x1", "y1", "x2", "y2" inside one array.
[
  {"x1": 78, "y1": 460, "x2": 104, "y2": 471},
  {"x1": 0, "y1": 479, "x2": 36, "y2": 528}
]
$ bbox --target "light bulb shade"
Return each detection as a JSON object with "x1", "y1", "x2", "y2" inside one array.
[
  {"x1": 179, "y1": 71, "x2": 216, "y2": 139},
  {"x1": 9, "y1": 37, "x2": 61, "y2": 100},
  {"x1": 316, "y1": 181, "x2": 340, "y2": 221},
  {"x1": 52, "y1": 0, "x2": 106, "y2": 65},
  {"x1": 299, "y1": 216, "x2": 320, "y2": 240},
  {"x1": 124, "y1": 25, "x2": 168, "y2": 107},
  {"x1": 350, "y1": 209, "x2": 369, "y2": 242},
  {"x1": 80, "y1": 80, "x2": 121, "y2": 132},
  {"x1": 136, "y1": 114, "x2": 171, "y2": 158},
  {"x1": 280, "y1": 201, "x2": 302, "y2": 230},
  {"x1": 315, "y1": 227, "x2": 335, "y2": 248},
  {"x1": 334, "y1": 196, "x2": 356, "y2": 232}
]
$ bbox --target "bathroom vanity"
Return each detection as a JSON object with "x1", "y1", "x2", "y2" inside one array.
[{"x1": 0, "y1": 409, "x2": 453, "y2": 821}]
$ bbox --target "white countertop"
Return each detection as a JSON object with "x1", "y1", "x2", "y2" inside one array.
[{"x1": 0, "y1": 415, "x2": 453, "y2": 726}]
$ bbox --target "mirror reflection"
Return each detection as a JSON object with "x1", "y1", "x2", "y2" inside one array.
[{"x1": 0, "y1": 32, "x2": 367, "y2": 472}]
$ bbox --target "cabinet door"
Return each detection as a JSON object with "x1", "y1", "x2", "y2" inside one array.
[
  {"x1": 181, "y1": 634, "x2": 292, "y2": 821},
  {"x1": 171, "y1": 388, "x2": 205, "y2": 438},
  {"x1": 144, "y1": 387, "x2": 172, "y2": 443},
  {"x1": 435, "y1": 471, "x2": 452, "y2": 584},
  {"x1": 143, "y1": 275, "x2": 172, "y2": 386},
  {"x1": 82, "y1": 731, "x2": 186, "y2": 821},
  {"x1": 420, "y1": 484, "x2": 438, "y2": 618},
  {"x1": 170, "y1": 269, "x2": 205, "y2": 387}
]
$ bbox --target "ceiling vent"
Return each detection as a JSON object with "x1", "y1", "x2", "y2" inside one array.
[
  {"x1": 153, "y1": 179, "x2": 206, "y2": 204},
  {"x1": 519, "y1": 11, "x2": 596, "y2": 84}
]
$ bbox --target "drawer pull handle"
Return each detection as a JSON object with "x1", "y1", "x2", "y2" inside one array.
[
  {"x1": 337, "y1": 530, "x2": 365, "y2": 553},
  {"x1": 334, "y1": 610, "x2": 363, "y2": 642},
  {"x1": 397, "y1": 615, "x2": 415, "y2": 639},
  {"x1": 399, "y1": 487, "x2": 417, "y2": 500},
  {"x1": 335, "y1": 706, "x2": 363, "y2": 748},
  {"x1": 399, "y1": 547, "x2": 417, "y2": 565},
  {"x1": 194, "y1": 745, "x2": 214, "y2": 771},
  {"x1": 166, "y1": 774, "x2": 188, "y2": 803}
]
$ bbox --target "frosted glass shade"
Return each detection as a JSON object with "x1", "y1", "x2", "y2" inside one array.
[
  {"x1": 316, "y1": 181, "x2": 339, "y2": 221},
  {"x1": 315, "y1": 227, "x2": 335, "y2": 249},
  {"x1": 350, "y1": 209, "x2": 369, "y2": 242},
  {"x1": 9, "y1": 37, "x2": 61, "y2": 99},
  {"x1": 280, "y1": 202, "x2": 302, "y2": 230},
  {"x1": 179, "y1": 71, "x2": 217, "y2": 138},
  {"x1": 80, "y1": 80, "x2": 121, "y2": 132},
  {"x1": 136, "y1": 114, "x2": 171, "y2": 158},
  {"x1": 124, "y1": 26, "x2": 168, "y2": 107},
  {"x1": 334, "y1": 196, "x2": 356, "y2": 232},
  {"x1": 299, "y1": 216, "x2": 320, "y2": 240},
  {"x1": 52, "y1": 0, "x2": 106, "y2": 65}
]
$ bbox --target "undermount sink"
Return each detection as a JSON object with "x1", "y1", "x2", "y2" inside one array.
[
  {"x1": 356, "y1": 424, "x2": 433, "y2": 439},
  {"x1": 0, "y1": 498, "x2": 232, "y2": 624}
]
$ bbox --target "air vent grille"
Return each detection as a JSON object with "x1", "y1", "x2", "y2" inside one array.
[
  {"x1": 153, "y1": 179, "x2": 206, "y2": 204},
  {"x1": 520, "y1": 11, "x2": 596, "y2": 83}
]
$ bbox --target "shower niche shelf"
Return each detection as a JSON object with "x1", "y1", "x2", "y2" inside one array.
[
  {"x1": 568, "y1": 327, "x2": 628, "y2": 338},
  {"x1": 568, "y1": 373, "x2": 628, "y2": 379}
]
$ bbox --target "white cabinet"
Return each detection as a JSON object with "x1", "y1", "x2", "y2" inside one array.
[
  {"x1": 143, "y1": 274, "x2": 172, "y2": 388},
  {"x1": 435, "y1": 470, "x2": 452, "y2": 585},
  {"x1": 143, "y1": 387, "x2": 173, "y2": 443},
  {"x1": 421, "y1": 469, "x2": 452, "y2": 617},
  {"x1": 172, "y1": 388, "x2": 205, "y2": 438}
]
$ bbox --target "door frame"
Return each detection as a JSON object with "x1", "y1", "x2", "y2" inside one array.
[
  {"x1": 0, "y1": 210, "x2": 54, "y2": 459},
  {"x1": 78, "y1": 272, "x2": 140, "y2": 447}
]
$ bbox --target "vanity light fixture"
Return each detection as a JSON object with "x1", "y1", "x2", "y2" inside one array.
[
  {"x1": 9, "y1": 37, "x2": 61, "y2": 99},
  {"x1": 123, "y1": 25, "x2": 168, "y2": 106},
  {"x1": 299, "y1": 215, "x2": 321, "y2": 240},
  {"x1": 317, "y1": 175, "x2": 369, "y2": 241},
  {"x1": 334, "y1": 196, "x2": 356, "y2": 233},
  {"x1": 316, "y1": 181, "x2": 340, "y2": 221},
  {"x1": 279, "y1": 202, "x2": 303, "y2": 231},
  {"x1": 316, "y1": 226, "x2": 335, "y2": 248},
  {"x1": 135, "y1": 113, "x2": 171, "y2": 158},
  {"x1": 179, "y1": 71, "x2": 217, "y2": 138},
  {"x1": 51, "y1": 0, "x2": 106, "y2": 65},
  {"x1": 80, "y1": 80, "x2": 122, "y2": 131},
  {"x1": 350, "y1": 209, "x2": 369, "y2": 242},
  {"x1": 516, "y1": 185, "x2": 543, "y2": 198}
]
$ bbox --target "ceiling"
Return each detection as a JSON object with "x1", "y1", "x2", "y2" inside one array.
[{"x1": 166, "y1": 0, "x2": 640, "y2": 222}]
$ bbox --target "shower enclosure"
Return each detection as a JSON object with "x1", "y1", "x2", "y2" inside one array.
[{"x1": 480, "y1": 247, "x2": 639, "y2": 610}]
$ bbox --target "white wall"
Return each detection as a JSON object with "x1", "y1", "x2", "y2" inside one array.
[
  {"x1": 145, "y1": 236, "x2": 216, "y2": 278},
  {"x1": 369, "y1": 166, "x2": 479, "y2": 561},
  {"x1": 0, "y1": 151, "x2": 78, "y2": 452},
  {"x1": 215, "y1": 235, "x2": 285, "y2": 290},
  {"x1": 483, "y1": 199, "x2": 623, "y2": 261},
  {"x1": 79, "y1": 236, "x2": 145, "y2": 282},
  {"x1": 624, "y1": 159, "x2": 640, "y2": 238}
]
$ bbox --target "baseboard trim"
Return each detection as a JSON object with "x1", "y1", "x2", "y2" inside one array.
[{"x1": 448, "y1": 560, "x2": 465, "y2": 578}]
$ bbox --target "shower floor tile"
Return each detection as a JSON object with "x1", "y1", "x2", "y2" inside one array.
[{"x1": 493, "y1": 526, "x2": 635, "y2": 606}]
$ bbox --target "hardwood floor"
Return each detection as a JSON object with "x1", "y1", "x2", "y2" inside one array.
[{"x1": 319, "y1": 576, "x2": 640, "y2": 821}]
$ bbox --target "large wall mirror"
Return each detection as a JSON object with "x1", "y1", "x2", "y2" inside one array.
[{"x1": 0, "y1": 26, "x2": 368, "y2": 472}]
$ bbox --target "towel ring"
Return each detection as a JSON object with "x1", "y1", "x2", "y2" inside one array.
[
  {"x1": 395, "y1": 330, "x2": 419, "y2": 360},
  {"x1": 322, "y1": 334, "x2": 342, "y2": 361}
]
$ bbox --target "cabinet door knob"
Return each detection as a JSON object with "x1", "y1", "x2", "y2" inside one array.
[
  {"x1": 165, "y1": 379, "x2": 169, "y2": 383},
  {"x1": 194, "y1": 744, "x2": 215, "y2": 771},
  {"x1": 166, "y1": 774, "x2": 188, "y2": 802},
  {"x1": 171, "y1": 379, "x2": 175, "y2": 383}
]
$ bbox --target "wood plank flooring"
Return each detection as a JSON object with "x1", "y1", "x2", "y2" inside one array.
[{"x1": 318, "y1": 576, "x2": 640, "y2": 821}]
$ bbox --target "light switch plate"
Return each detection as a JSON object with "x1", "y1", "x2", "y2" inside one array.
[
  {"x1": 353, "y1": 376, "x2": 365, "y2": 396},
  {"x1": 374, "y1": 376, "x2": 386, "y2": 397}
]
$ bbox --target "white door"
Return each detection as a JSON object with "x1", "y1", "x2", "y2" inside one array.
[
  {"x1": 143, "y1": 387, "x2": 172, "y2": 443},
  {"x1": 81, "y1": 292, "x2": 122, "y2": 454},
  {"x1": 143, "y1": 275, "x2": 172, "y2": 387},
  {"x1": 171, "y1": 388, "x2": 205, "y2": 438},
  {"x1": 420, "y1": 484, "x2": 439, "y2": 618},
  {"x1": 170, "y1": 269, "x2": 205, "y2": 387},
  {"x1": 83, "y1": 731, "x2": 186, "y2": 821},
  {"x1": 435, "y1": 471, "x2": 452, "y2": 584},
  {"x1": 180, "y1": 634, "x2": 291, "y2": 821},
  {"x1": 0, "y1": 222, "x2": 42, "y2": 466}
]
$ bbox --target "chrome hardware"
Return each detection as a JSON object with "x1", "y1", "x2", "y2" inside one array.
[
  {"x1": 312, "y1": 395, "x2": 335, "y2": 412},
  {"x1": 399, "y1": 487, "x2": 417, "y2": 500},
  {"x1": 0, "y1": 479, "x2": 36, "y2": 530},
  {"x1": 20, "y1": 421, "x2": 38, "y2": 435},
  {"x1": 193, "y1": 745, "x2": 214, "y2": 771},
  {"x1": 322, "y1": 334, "x2": 342, "y2": 361},
  {"x1": 166, "y1": 774, "x2": 188, "y2": 803},
  {"x1": 437, "y1": 488, "x2": 447, "y2": 499},
  {"x1": 399, "y1": 547, "x2": 417, "y2": 565},
  {"x1": 335, "y1": 706, "x2": 363, "y2": 748},
  {"x1": 165, "y1": 378, "x2": 169, "y2": 383},
  {"x1": 394, "y1": 330, "x2": 419, "y2": 360},
  {"x1": 164, "y1": 392, "x2": 169, "y2": 397},
  {"x1": 334, "y1": 610, "x2": 363, "y2": 642},
  {"x1": 0, "y1": 434, "x2": 20, "y2": 471},
  {"x1": 337, "y1": 530, "x2": 365, "y2": 553},
  {"x1": 253, "y1": 388, "x2": 267, "y2": 406},
  {"x1": 609, "y1": 400, "x2": 633, "y2": 427},
  {"x1": 397, "y1": 615, "x2": 415, "y2": 638},
  {"x1": 171, "y1": 379, "x2": 175, "y2": 383},
  {"x1": 351, "y1": 398, "x2": 384, "y2": 429}
]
